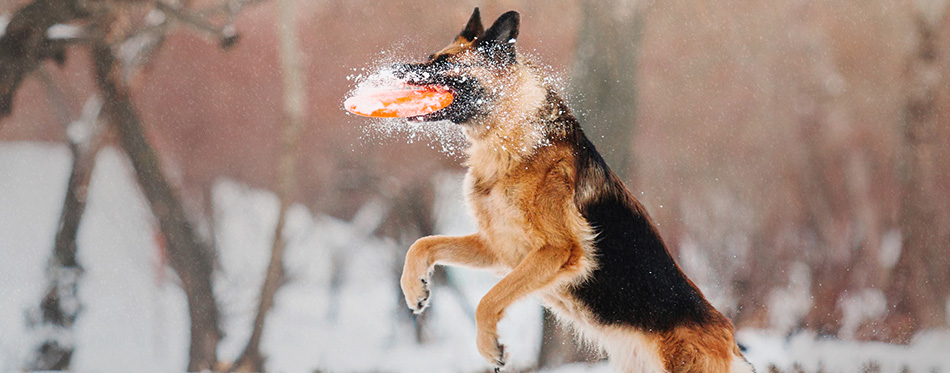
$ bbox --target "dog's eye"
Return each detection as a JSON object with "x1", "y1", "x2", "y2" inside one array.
[{"x1": 428, "y1": 54, "x2": 436, "y2": 60}]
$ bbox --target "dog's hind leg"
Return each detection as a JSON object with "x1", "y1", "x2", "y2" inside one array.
[{"x1": 401, "y1": 234, "x2": 500, "y2": 313}]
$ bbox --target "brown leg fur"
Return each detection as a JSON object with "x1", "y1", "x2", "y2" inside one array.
[
  {"x1": 474, "y1": 242, "x2": 583, "y2": 367},
  {"x1": 401, "y1": 234, "x2": 501, "y2": 313}
]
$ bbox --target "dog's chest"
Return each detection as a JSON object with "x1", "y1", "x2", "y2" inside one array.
[{"x1": 464, "y1": 170, "x2": 538, "y2": 265}]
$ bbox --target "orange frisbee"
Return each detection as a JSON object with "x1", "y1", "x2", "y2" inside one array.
[{"x1": 344, "y1": 87, "x2": 454, "y2": 118}]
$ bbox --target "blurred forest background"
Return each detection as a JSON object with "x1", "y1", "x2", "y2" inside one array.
[{"x1": 1, "y1": 0, "x2": 949, "y2": 371}]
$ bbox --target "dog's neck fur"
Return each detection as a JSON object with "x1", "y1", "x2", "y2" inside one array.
[{"x1": 462, "y1": 61, "x2": 557, "y2": 178}]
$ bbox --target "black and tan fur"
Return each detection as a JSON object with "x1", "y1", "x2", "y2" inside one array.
[{"x1": 395, "y1": 9, "x2": 754, "y2": 372}]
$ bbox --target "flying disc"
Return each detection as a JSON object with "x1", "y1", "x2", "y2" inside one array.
[{"x1": 344, "y1": 87, "x2": 454, "y2": 118}]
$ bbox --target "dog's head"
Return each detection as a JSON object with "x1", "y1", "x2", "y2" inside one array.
[{"x1": 394, "y1": 9, "x2": 529, "y2": 126}]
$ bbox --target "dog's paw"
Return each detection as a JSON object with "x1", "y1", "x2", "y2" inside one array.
[
  {"x1": 477, "y1": 328, "x2": 507, "y2": 370},
  {"x1": 400, "y1": 272, "x2": 431, "y2": 314}
]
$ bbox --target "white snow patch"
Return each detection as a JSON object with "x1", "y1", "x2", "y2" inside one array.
[
  {"x1": 65, "y1": 96, "x2": 102, "y2": 147},
  {"x1": 46, "y1": 23, "x2": 82, "y2": 40},
  {"x1": 0, "y1": 13, "x2": 10, "y2": 36},
  {"x1": 838, "y1": 288, "x2": 887, "y2": 340},
  {"x1": 879, "y1": 229, "x2": 901, "y2": 269},
  {"x1": 767, "y1": 261, "x2": 813, "y2": 334},
  {"x1": 0, "y1": 142, "x2": 71, "y2": 371},
  {"x1": 740, "y1": 328, "x2": 950, "y2": 372},
  {"x1": 541, "y1": 361, "x2": 612, "y2": 373},
  {"x1": 144, "y1": 9, "x2": 166, "y2": 26}
]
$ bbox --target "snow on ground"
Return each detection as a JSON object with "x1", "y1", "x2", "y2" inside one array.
[
  {"x1": 0, "y1": 143, "x2": 186, "y2": 372},
  {"x1": 1, "y1": 141, "x2": 949, "y2": 372},
  {"x1": 0, "y1": 142, "x2": 539, "y2": 372},
  {"x1": 740, "y1": 329, "x2": 950, "y2": 372},
  {"x1": 0, "y1": 143, "x2": 70, "y2": 370}
]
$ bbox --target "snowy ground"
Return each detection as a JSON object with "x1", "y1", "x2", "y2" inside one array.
[{"x1": 1, "y1": 141, "x2": 948, "y2": 372}]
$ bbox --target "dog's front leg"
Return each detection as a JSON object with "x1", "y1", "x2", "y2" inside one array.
[
  {"x1": 401, "y1": 234, "x2": 500, "y2": 313},
  {"x1": 475, "y1": 243, "x2": 579, "y2": 369}
]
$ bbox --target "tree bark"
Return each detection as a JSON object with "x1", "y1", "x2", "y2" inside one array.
[
  {"x1": 385, "y1": 183, "x2": 438, "y2": 343},
  {"x1": 732, "y1": 216, "x2": 782, "y2": 328},
  {"x1": 882, "y1": 10, "x2": 949, "y2": 343},
  {"x1": 28, "y1": 76, "x2": 103, "y2": 370},
  {"x1": 232, "y1": 0, "x2": 306, "y2": 370},
  {"x1": 539, "y1": 1, "x2": 643, "y2": 367},
  {"x1": 786, "y1": 2, "x2": 856, "y2": 336},
  {"x1": 570, "y1": 0, "x2": 642, "y2": 182},
  {"x1": 30, "y1": 118, "x2": 97, "y2": 371},
  {"x1": 91, "y1": 39, "x2": 221, "y2": 371},
  {"x1": 797, "y1": 111, "x2": 847, "y2": 336}
]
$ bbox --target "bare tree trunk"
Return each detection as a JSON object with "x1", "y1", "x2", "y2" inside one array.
[
  {"x1": 798, "y1": 118, "x2": 847, "y2": 336},
  {"x1": 386, "y1": 183, "x2": 438, "y2": 343},
  {"x1": 4, "y1": 1, "x2": 263, "y2": 370},
  {"x1": 91, "y1": 39, "x2": 221, "y2": 371},
  {"x1": 29, "y1": 154, "x2": 92, "y2": 370},
  {"x1": 882, "y1": 8, "x2": 950, "y2": 343},
  {"x1": 28, "y1": 73, "x2": 104, "y2": 370},
  {"x1": 786, "y1": 1, "x2": 856, "y2": 336},
  {"x1": 538, "y1": 0, "x2": 642, "y2": 367},
  {"x1": 231, "y1": 207, "x2": 289, "y2": 372},
  {"x1": 570, "y1": 0, "x2": 642, "y2": 182},
  {"x1": 232, "y1": 0, "x2": 306, "y2": 370},
  {"x1": 732, "y1": 216, "x2": 783, "y2": 328}
]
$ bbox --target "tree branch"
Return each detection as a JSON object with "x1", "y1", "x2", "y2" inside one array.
[
  {"x1": 882, "y1": 9, "x2": 950, "y2": 343},
  {"x1": 232, "y1": 0, "x2": 305, "y2": 369},
  {"x1": 154, "y1": 1, "x2": 237, "y2": 49},
  {"x1": 0, "y1": 0, "x2": 87, "y2": 118},
  {"x1": 91, "y1": 38, "x2": 222, "y2": 371},
  {"x1": 27, "y1": 71, "x2": 104, "y2": 371}
]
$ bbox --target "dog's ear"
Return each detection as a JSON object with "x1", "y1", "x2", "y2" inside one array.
[
  {"x1": 477, "y1": 10, "x2": 520, "y2": 65},
  {"x1": 459, "y1": 8, "x2": 484, "y2": 42}
]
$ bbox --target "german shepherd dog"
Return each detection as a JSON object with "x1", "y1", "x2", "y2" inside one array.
[{"x1": 395, "y1": 9, "x2": 754, "y2": 372}]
